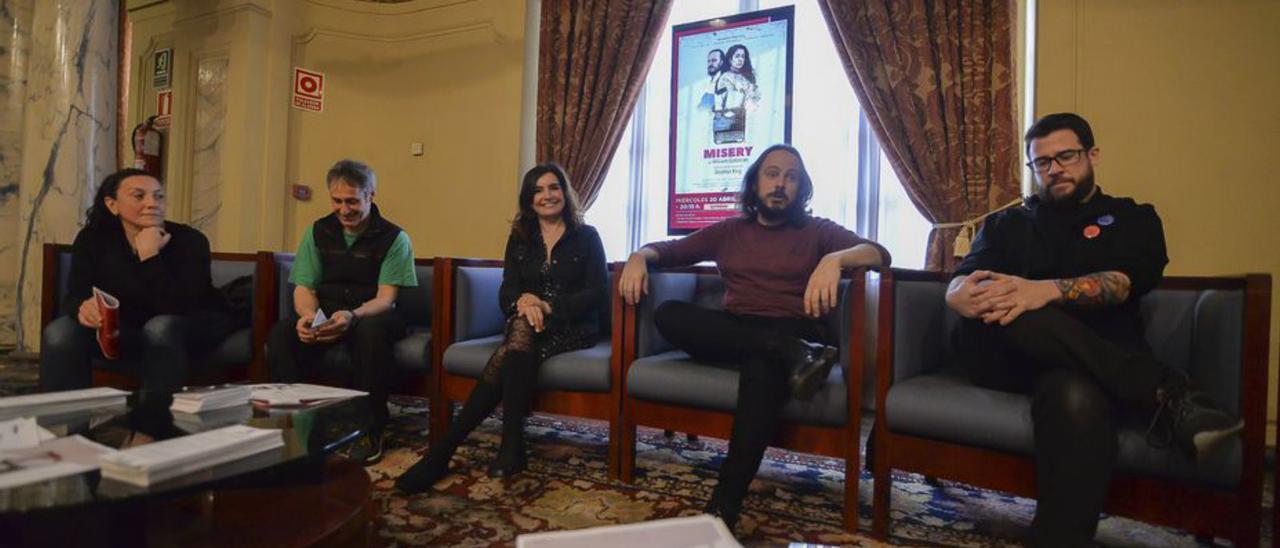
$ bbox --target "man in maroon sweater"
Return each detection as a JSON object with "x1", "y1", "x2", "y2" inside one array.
[{"x1": 620, "y1": 143, "x2": 890, "y2": 531}]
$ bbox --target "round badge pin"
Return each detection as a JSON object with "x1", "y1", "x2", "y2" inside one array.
[
  {"x1": 1097, "y1": 214, "x2": 1115, "y2": 226},
  {"x1": 1083, "y1": 225, "x2": 1101, "y2": 239}
]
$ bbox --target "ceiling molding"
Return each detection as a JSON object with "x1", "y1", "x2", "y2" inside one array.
[
  {"x1": 293, "y1": 20, "x2": 498, "y2": 46},
  {"x1": 303, "y1": 0, "x2": 480, "y2": 16}
]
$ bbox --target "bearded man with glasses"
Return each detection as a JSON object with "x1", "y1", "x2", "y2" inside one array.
[{"x1": 944, "y1": 112, "x2": 1241, "y2": 547}]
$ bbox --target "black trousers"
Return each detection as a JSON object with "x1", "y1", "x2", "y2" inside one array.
[
  {"x1": 653, "y1": 301, "x2": 828, "y2": 510},
  {"x1": 953, "y1": 306, "x2": 1168, "y2": 547},
  {"x1": 267, "y1": 312, "x2": 406, "y2": 430},
  {"x1": 40, "y1": 312, "x2": 237, "y2": 392}
]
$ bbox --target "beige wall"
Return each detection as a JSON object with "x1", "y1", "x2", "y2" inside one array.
[
  {"x1": 284, "y1": 0, "x2": 525, "y2": 259},
  {"x1": 126, "y1": 0, "x2": 526, "y2": 259},
  {"x1": 1036, "y1": 0, "x2": 1280, "y2": 436}
]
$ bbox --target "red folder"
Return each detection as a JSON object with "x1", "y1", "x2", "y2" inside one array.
[{"x1": 93, "y1": 287, "x2": 120, "y2": 360}]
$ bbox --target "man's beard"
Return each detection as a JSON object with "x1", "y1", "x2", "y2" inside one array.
[
  {"x1": 1038, "y1": 168, "x2": 1096, "y2": 207},
  {"x1": 758, "y1": 195, "x2": 804, "y2": 223},
  {"x1": 707, "y1": 64, "x2": 720, "y2": 77}
]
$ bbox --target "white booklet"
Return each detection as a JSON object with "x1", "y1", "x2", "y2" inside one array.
[
  {"x1": 170, "y1": 385, "x2": 252, "y2": 414},
  {"x1": 517, "y1": 515, "x2": 741, "y2": 548},
  {"x1": 0, "y1": 435, "x2": 117, "y2": 489},
  {"x1": 247, "y1": 383, "x2": 367, "y2": 407},
  {"x1": 0, "y1": 417, "x2": 56, "y2": 450},
  {"x1": 99, "y1": 424, "x2": 284, "y2": 487},
  {"x1": 0, "y1": 388, "x2": 129, "y2": 420},
  {"x1": 172, "y1": 405, "x2": 254, "y2": 434}
]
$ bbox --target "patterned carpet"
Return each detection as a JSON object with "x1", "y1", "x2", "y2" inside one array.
[
  {"x1": 0, "y1": 357, "x2": 1268, "y2": 546},
  {"x1": 373, "y1": 397, "x2": 1267, "y2": 547}
]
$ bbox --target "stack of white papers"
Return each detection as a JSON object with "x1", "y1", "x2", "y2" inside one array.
[
  {"x1": 172, "y1": 405, "x2": 253, "y2": 434},
  {"x1": 170, "y1": 385, "x2": 252, "y2": 414},
  {"x1": 517, "y1": 515, "x2": 742, "y2": 548},
  {"x1": 0, "y1": 435, "x2": 117, "y2": 489},
  {"x1": 0, "y1": 388, "x2": 129, "y2": 420},
  {"x1": 99, "y1": 425, "x2": 284, "y2": 487},
  {"x1": 0, "y1": 417, "x2": 56, "y2": 450},
  {"x1": 247, "y1": 383, "x2": 367, "y2": 407}
]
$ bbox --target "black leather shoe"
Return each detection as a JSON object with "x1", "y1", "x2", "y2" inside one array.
[
  {"x1": 1172, "y1": 392, "x2": 1243, "y2": 460},
  {"x1": 395, "y1": 449, "x2": 452, "y2": 494},
  {"x1": 345, "y1": 431, "x2": 385, "y2": 466},
  {"x1": 1148, "y1": 385, "x2": 1243, "y2": 462},
  {"x1": 703, "y1": 497, "x2": 740, "y2": 533},
  {"x1": 485, "y1": 452, "x2": 528, "y2": 478},
  {"x1": 786, "y1": 339, "x2": 839, "y2": 401}
]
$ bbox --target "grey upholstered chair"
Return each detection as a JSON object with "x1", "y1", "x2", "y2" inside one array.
[
  {"x1": 40, "y1": 243, "x2": 266, "y2": 388},
  {"x1": 261, "y1": 252, "x2": 435, "y2": 396},
  {"x1": 430, "y1": 258, "x2": 622, "y2": 477},
  {"x1": 619, "y1": 266, "x2": 867, "y2": 532},
  {"x1": 869, "y1": 268, "x2": 1271, "y2": 546}
]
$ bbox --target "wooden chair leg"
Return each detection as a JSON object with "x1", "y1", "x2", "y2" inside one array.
[
  {"x1": 429, "y1": 398, "x2": 451, "y2": 446},
  {"x1": 607, "y1": 405, "x2": 621, "y2": 481},
  {"x1": 871, "y1": 432, "x2": 892, "y2": 539},
  {"x1": 620, "y1": 410, "x2": 636, "y2": 483},
  {"x1": 843, "y1": 440, "x2": 860, "y2": 533}
]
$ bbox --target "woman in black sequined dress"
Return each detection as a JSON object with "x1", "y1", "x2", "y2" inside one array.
[{"x1": 397, "y1": 163, "x2": 607, "y2": 492}]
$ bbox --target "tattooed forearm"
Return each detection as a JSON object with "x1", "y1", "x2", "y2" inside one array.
[{"x1": 1052, "y1": 271, "x2": 1131, "y2": 307}]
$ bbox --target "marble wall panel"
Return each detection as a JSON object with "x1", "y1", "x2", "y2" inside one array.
[
  {"x1": 0, "y1": 0, "x2": 36, "y2": 349},
  {"x1": 189, "y1": 56, "x2": 227, "y2": 243},
  {"x1": 15, "y1": 0, "x2": 118, "y2": 350}
]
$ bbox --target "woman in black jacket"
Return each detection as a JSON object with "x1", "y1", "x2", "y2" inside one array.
[
  {"x1": 398, "y1": 163, "x2": 607, "y2": 492},
  {"x1": 40, "y1": 168, "x2": 235, "y2": 392}
]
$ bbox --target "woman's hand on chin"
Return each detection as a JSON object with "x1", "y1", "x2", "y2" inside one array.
[{"x1": 135, "y1": 226, "x2": 171, "y2": 260}]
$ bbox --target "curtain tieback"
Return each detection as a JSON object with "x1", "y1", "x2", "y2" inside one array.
[{"x1": 933, "y1": 198, "x2": 1024, "y2": 257}]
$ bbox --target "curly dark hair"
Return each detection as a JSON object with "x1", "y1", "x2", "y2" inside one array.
[
  {"x1": 512, "y1": 162, "x2": 583, "y2": 241},
  {"x1": 84, "y1": 168, "x2": 160, "y2": 230},
  {"x1": 738, "y1": 144, "x2": 813, "y2": 226},
  {"x1": 723, "y1": 44, "x2": 756, "y2": 84}
]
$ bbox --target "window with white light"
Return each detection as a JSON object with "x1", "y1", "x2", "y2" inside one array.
[{"x1": 587, "y1": 0, "x2": 932, "y2": 268}]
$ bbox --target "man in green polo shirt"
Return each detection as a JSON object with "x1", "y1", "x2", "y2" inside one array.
[{"x1": 267, "y1": 159, "x2": 417, "y2": 465}]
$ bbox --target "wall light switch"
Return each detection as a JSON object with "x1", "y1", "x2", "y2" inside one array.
[{"x1": 411, "y1": 142, "x2": 424, "y2": 156}]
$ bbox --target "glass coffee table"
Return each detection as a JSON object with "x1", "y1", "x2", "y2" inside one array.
[{"x1": 0, "y1": 390, "x2": 377, "y2": 547}]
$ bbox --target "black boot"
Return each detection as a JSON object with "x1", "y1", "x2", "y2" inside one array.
[
  {"x1": 771, "y1": 336, "x2": 838, "y2": 401},
  {"x1": 703, "y1": 486, "x2": 742, "y2": 533},
  {"x1": 1147, "y1": 370, "x2": 1243, "y2": 462},
  {"x1": 396, "y1": 379, "x2": 503, "y2": 493},
  {"x1": 489, "y1": 350, "x2": 538, "y2": 477}
]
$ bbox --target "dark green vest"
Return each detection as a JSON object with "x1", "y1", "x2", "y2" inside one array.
[{"x1": 313, "y1": 204, "x2": 402, "y2": 313}]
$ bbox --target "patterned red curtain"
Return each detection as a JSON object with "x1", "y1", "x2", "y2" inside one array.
[
  {"x1": 818, "y1": 0, "x2": 1022, "y2": 271},
  {"x1": 537, "y1": 0, "x2": 673, "y2": 209}
]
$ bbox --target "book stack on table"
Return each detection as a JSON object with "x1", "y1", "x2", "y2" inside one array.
[
  {"x1": 0, "y1": 388, "x2": 129, "y2": 420},
  {"x1": 170, "y1": 385, "x2": 252, "y2": 414},
  {"x1": 99, "y1": 424, "x2": 284, "y2": 487}
]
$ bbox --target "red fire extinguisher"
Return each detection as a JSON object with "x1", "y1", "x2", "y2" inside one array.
[{"x1": 131, "y1": 115, "x2": 164, "y2": 178}]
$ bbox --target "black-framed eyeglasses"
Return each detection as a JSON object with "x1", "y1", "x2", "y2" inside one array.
[{"x1": 1026, "y1": 148, "x2": 1087, "y2": 173}]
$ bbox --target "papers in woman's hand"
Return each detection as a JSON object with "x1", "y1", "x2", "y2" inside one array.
[
  {"x1": 311, "y1": 308, "x2": 329, "y2": 328},
  {"x1": 93, "y1": 287, "x2": 121, "y2": 359},
  {"x1": 247, "y1": 383, "x2": 367, "y2": 407},
  {"x1": 99, "y1": 425, "x2": 283, "y2": 487}
]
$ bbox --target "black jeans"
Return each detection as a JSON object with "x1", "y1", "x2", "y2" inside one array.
[
  {"x1": 652, "y1": 301, "x2": 829, "y2": 510},
  {"x1": 267, "y1": 312, "x2": 406, "y2": 430},
  {"x1": 40, "y1": 312, "x2": 238, "y2": 392},
  {"x1": 953, "y1": 306, "x2": 1168, "y2": 548}
]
